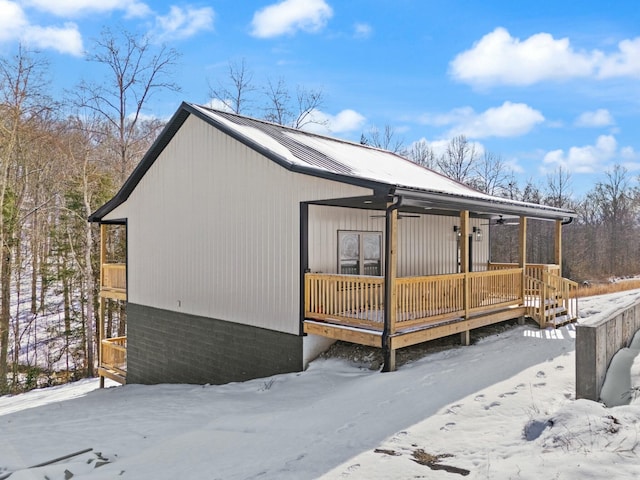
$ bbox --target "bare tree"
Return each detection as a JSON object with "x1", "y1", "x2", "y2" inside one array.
[
  {"x1": 292, "y1": 86, "x2": 326, "y2": 129},
  {"x1": 545, "y1": 166, "x2": 573, "y2": 209},
  {"x1": 262, "y1": 77, "x2": 291, "y2": 125},
  {"x1": 262, "y1": 78, "x2": 327, "y2": 129},
  {"x1": 591, "y1": 164, "x2": 635, "y2": 274},
  {"x1": 470, "y1": 152, "x2": 511, "y2": 196},
  {"x1": 209, "y1": 58, "x2": 255, "y2": 115},
  {"x1": 361, "y1": 124, "x2": 406, "y2": 155},
  {"x1": 0, "y1": 47, "x2": 53, "y2": 392},
  {"x1": 436, "y1": 135, "x2": 477, "y2": 183},
  {"x1": 74, "y1": 28, "x2": 180, "y2": 183},
  {"x1": 406, "y1": 139, "x2": 436, "y2": 169}
]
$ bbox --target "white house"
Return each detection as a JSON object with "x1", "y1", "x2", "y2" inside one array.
[{"x1": 89, "y1": 102, "x2": 577, "y2": 386}]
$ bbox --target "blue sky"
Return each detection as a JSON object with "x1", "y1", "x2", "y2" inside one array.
[{"x1": 2, "y1": 0, "x2": 640, "y2": 197}]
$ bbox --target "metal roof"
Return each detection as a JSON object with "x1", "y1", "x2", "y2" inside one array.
[{"x1": 89, "y1": 102, "x2": 576, "y2": 222}]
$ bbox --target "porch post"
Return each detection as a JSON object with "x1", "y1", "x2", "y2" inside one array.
[
  {"x1": 383, "y1": 199, "x2": 399, "y2": 372},
  {"x1": 99, "y1": 224, "x2": 107, "y2": 388},
  {"x1": 299, "y1": 203, "x2": 309, "y2": 336},
  {"x1": 554, "y1": 219, "x2": 562, "y2": 277},
  {"x1": 519, "y1": 217, "x2": 528, "y2": 303},
  {"x1": 460, "y1": 210, "x2": 470, "y2": 346}
]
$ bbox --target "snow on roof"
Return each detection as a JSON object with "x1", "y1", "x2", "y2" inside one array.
[
  {"x1": 193, "y1": 104, "x2": 485, "y2": 198},
  {"x1": 89, "y1": 103, "x2": 575, "y2": 222},
  {"x1": 191, "y1": 104, "x2": 574, "y2": 218}
]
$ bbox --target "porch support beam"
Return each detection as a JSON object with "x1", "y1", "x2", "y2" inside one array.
[
  {"x1": 299, "y1": 203, "x2": 309, "y2": 336},
  {"x1": 383, "y1": 198, "x2": 400, "y2": 372},
  {"x1": 554, "y1": 219, "x2": 562, "y2": 276},
  {"x1": 460, "y1": 210, "x2": 471, "y2": 346},
  {"x1": 519, "y1": 216, "x2": 528, "y2": 302},
  {"x1": 99, "y1": 224, "x2": 107, "y2": 388}
]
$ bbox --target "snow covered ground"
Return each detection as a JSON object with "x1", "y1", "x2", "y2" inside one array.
[{"x1": 1, "y1": 292, "x2": 640, "y2": 479}]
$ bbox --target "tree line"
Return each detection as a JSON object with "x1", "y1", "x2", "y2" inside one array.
[{"x1": 1, "y1": 35, "x2": 639, "y2": 394}]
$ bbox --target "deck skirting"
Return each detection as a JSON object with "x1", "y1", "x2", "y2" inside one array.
[{"x1": 304, "y1": 305, "x2": 527, "y2": 351}]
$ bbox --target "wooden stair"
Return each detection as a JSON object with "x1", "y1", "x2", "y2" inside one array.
[
  {"x1": 525, "y1": 273, "x2": 578, "y2": 328},
  {"x1": 538, "y1": 296, "x2": 572, "y2": 328}
]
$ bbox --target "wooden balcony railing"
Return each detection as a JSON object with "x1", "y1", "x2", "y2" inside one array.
[
  {"x1": 101, "y1": 263, "x2": 126, "y2": 300},
  {"x1": 100, "y1": 336, "x2": 127, "y2": 378}
]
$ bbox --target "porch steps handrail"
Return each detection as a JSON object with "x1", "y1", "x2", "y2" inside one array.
[{"x1": 525, "y1": 272, "x2": 578, "y2": 327}]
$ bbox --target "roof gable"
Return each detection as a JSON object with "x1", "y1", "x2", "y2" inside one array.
[{"x1": 90, "y1": 102, "x2": 575, "y2": 222}]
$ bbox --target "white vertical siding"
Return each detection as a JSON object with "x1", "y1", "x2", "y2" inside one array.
[
  {"x1": 307, "y1": 206, "x2": 385, "y2": 274},
  {"x1": 105, "y1": 114, "x2": 491, "y2": 336},
  {"x1": 114, "y1": 115, "x2": 371, "y2": 335},
  {"x1": 308, "y1": 206, "x2": 489, "y2": 276}
]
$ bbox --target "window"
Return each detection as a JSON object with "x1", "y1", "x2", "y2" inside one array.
[{"x1": 338, "y1": 231, "x2": 382, "y2": 275}]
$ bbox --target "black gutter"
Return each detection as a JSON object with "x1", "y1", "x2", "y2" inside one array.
[
  {"x1": 398, "y1": 190, "x2": 576, "y2": 222},
  {"x1": 382, "y1": 194, "x2": 402, "y2": 372}
]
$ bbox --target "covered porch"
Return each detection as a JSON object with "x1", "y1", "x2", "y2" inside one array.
[
  {"x1": 304, "y1": 264, "x2": 577, "y2": 346},
  {"x1": 302, "y1": 196, "x2": 578, "y2": 371}
]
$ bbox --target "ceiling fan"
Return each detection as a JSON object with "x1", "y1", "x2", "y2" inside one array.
[{"x1": 482, "y1": 215, "x2": 519, "y2": 226}]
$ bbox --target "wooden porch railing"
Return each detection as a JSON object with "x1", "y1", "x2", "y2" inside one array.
[
  {"x1": 395, "y1": 274, "x2": 464, "y2": 329},
  {"x1": 305, "y1": 268, "x2": 525, "y2": 332},
  {"x1": 100, "y1": 336, "x2": 127, "y2": 376},
  {"x1": 101, "y1": 263, "x2": 126, "y2": 300},
  {"x1": 489, "y1": 263, "x2": 560, "y2": 281},
  {"x1": 468, "y1": 268, "x2": 522, "y2": 312},
  {"x1": 305, "y1": 274, "x2": 384, "y2": 330}
]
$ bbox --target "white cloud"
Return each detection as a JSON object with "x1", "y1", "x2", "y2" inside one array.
[
  {"x1": 451, "y1": 28, "x2": 640, "y2": 87},
  {"x1": 302, "y1": 108, "x2": 366, "y2": 134},
  {"x1": 420, "y1": 101, "x2": 544, "y2": 139},
  {"x1": 0, "y1": 1, "x2": 83, "y2": 55},
  {"x1": 0, "y1": 1, "x2": 28, "y2": 42},
  {"x1": 621, "y1": 146, "x2": 639, "y2": 162},
  {"x1": 353, "y1": 22, "x2": 372, "y2": 39},
  {"x1": 154, "y1": 5, "x2": 214, "y2": 40},
  {"x1": 24, "y1": 23, "x2": 83, "y2": 55},
  {"x1": 450, "y1": 27, "x2": 597, "y2": 87},
  {"x1": 598, "y1": 38, "x2": 640, "y2": 78},
  {"x1": 542, "y1": 135, "x2": 619, "y2": 173},
  {"x1": 575, "y1": 109, "x2": 614, "y2": 128},
  {"x1": 24, "y1": 0, "x2": 150, "y2": 18},
  {"x1": 250, "y1": 0, "x2": 333, "y2": 38}
]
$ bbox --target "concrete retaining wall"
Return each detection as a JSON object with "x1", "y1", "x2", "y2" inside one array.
[{"x1": 576, "y1": 297, "x2": 640, "y2": 401}]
